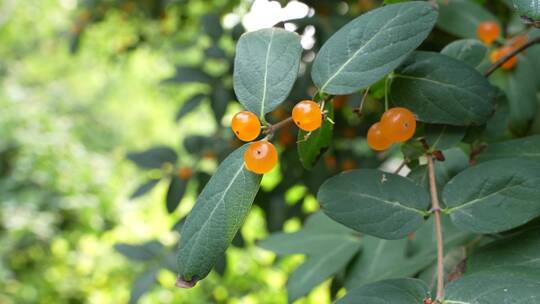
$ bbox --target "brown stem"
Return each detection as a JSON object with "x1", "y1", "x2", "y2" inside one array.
[
  {"x1": 353, "y1": 87, "x2": 370, "y2": 117},
  {"x1": 263, "y1": 117, "x2": 293, "y2": 135},
  {"x1": 484, "y1": 36, "x2": 540, "y2": 77},
  {"x1": 393, "y1": 160, "x2": 407, "y2": 175},
  {"x1": 427, "y1": 155, "x2": 445, "y2": 301}
]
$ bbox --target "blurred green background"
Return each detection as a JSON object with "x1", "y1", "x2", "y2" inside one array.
[{"x1": 0, "y1": 0, "x2": 353, "y2": 303}]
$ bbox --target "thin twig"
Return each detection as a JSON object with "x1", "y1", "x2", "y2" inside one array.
[
  {"x1": 393, "y1": 160, "x2": 407, "y2": 175},
  {"x1": 263, "y1": 117, "x2": 293, "y2": 135},
  {"x1": 353, "y1": 87, "x2": 370, "y2": 117},
  {"x1": 484, "y1": 36, "x2": 540, "y2": 77},
  {"x1": 427, "y1": 155, "x2": 445, "y2": 301}
]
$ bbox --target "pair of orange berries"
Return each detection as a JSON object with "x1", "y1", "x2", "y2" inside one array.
[
  {"x1": 477, "y1": 20, "x2": 521, "y2": 70},
  {"x1": 367, "y1": 107, "x2": 416, "y2": 151},
  {"x1": 231, "y1": 100, "x2": 323, "y2": 174}
]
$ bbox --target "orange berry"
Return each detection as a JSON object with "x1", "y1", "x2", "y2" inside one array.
[
  {"x1": 324, "y1": 155, "x2": 337, "y2": 170},
  {"x1": 332, "y1": 95, "x2": 348, "y2": 109},
  {"x1": 292, "y1": 100, "x2": 322, "y2": 132},
  {"x1": 177, "y1": 167, "x2": 193, "y2": 180},
  {"x1": 490, "y1": 46, "x2": 518, "y2": 70},
  {"x1": 244, "y1": 141, "x2": 278, "y2": 174},
  {"x1": 477, "y1": 21, "x2": 500, "y2": 45},
  {"x1": 510, "y1": 34, "x2": 528, "y2": 49},
  {"x1": 231, "y1": 111, "x2": 261, "y2": 142},
  {"x1": 367, "y1": 122, "x2": 393, "y2": 151},
  {"x1": 380, "y1": 107, "x2": 417, "y2": 143},
  {"x1": 341, "y1": 159, "x2": 357, "y2": 171}
]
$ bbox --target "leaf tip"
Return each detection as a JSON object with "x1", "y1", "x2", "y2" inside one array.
[{"x1": 176, "y1": 275, "x2": 198, "y2": 288}]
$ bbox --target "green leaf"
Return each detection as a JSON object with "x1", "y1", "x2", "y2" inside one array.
[
  {"x1": 115, "y1": 241, "x2": 164, "y2": 261},
  {"x1": 129, "y1": 268, "x2": 158, "y2": 304},
  {"x1": 418, "y1": 246, "x2": 467, "y2": 295},
  {"x1": 287, "y1": 235, "x2": 361, "y2": 302},
  {"x1": 513, "y1": 0, "x2": 540, "y2": 21},
  {"x1": 127, "y1": 146, "x2": 177, "y2": 169},
  {"x1": 468, "y1": 228, "x2": 540, "y2": 273},
  {"x1": 444, "y1": 158, "x2": 540, "y2": 234},
  {"x1": 444, "y1": 267, "x2": 540, "y2": 303},
  {"x1": 317, "y1": 169, "x2": 430, "y2": 239},
  {"x1": 164, "y1": 66, "x2": 213, "y2": 84},
  {"x1": 176, "y1": 94, "x2": 206, "y2": 121},
  {"x1": 130, "y1": 179, "x2": 160, "y2": 199},
  {"x1": 210, "y1": 82, "x2": 231, "y2": 124},
  {"x1": 478, "y1": 135, "x2": 540, "y2": 162},
  {"x1": 390, "y1": 51, "x2": 495, "y2": 126},
  {"x1": 441, "y1": 39, "x2": 487, "y2": 68},
  {"x1": 338, "y1": 278, "x2": 429, "y2": 304},
  {"x1": 423, "y1": 125, "x2": 466, "y2": 151},
  {"x1": 258, "y1": 212, "x2": 359, "y2": 255},
  {"x1": 437, "y1": 0, "x2": 499, "y2": 38},
  {"x1": 501, "y1": 56, "x2": 538, "y2": 133},
  {"x1": 166, "y1": 176, "x2": 187, "y2": 214},
  {"x1": 311, "y1": 2, "x2": 438, "y2": 95},
  {"x1": 298, "y1": 100, "x2": 334, "y2": 170},
  {"x1": 201, "y1": 13, "x2": 223, "y2": 41},
  {"x1": 176, "y1": 145, "x2": 262, "y2": 286},
  {"x1": 233, "y1": 28, "x2": 302, "y2": 117}
]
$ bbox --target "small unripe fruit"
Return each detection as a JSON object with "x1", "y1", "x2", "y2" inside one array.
[
  {"x1": 477, "y1": 21, "x2": 500, "y2": 45},
  {"x1": 244, "y1": 141, "x2": 278, "y2": 174},
  {"x1": 292, "y1": 100, "x2": 322, "y2": 132},
  {"x1": 341, "y1": 159, "x2": 357, "y2": 171},
  {"x1": 231, "y1": 111, "x2": 261, "y2": 142},
  {"x1": 380, "y1": 107, "x2": 416, "y2": 143},
  {"x1": 177, "y1": 167, "x2": 193, "y2": 180},
  {"x1": 367, "y1": 122, "x2": 393, "y2": 151}
]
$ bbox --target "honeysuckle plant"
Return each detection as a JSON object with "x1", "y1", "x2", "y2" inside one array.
[{"x1": 124, "y1": 0, "x2": 540, "y2": 303}]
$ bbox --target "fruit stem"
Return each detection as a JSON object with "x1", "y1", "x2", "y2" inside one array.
[
  {"x1": 485, "y1": 35, "x2": 540, "y2": 77},
  {"x1": 384, "y1": 75, "x2": 392, "y2": 111},
  {"x1": 353, "y1": 87, "x2": 370, "y2": 117},
  {"x1": 427, "y1": 154, "x2": 445, "y2": 301},
  {"x1": 263, "y1": 117, "x2": 293, "y2": 135}
]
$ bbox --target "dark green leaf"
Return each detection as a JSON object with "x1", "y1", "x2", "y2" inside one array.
[
  {"x1": 176, "y1": 94, "x2": 206, "y2": 121},
  {"x1": 166, "y1": 176, "x2": 187, "y2": 213},
  {"x1": 317, "y1": 169, "x2": 430, "y2": 239},
  {"x1": 130, "y1": 179, "x2": 160, "y2": 199},
  {"x1": 390, "y1": 51, "x2": 495, "y2": 126},
  {"x1": 233, "y1": 28, "x2": 302, "y2": 117},
  {"x1": 417, "y1": 246, "x2": 467, "y2": 296},
  {"x1": 423, "y1": 124, "x2": 466, "y2": 151},
  {"x1": 338, "y1": 278, "x2": 429, "y2": 304},
  {"x1": 129, "y1": 268, "x2": 158, "y2": 304},
  {"x1": 444, "y1": 267, "x2": 540, "y2": 303},
  {"x1": 176, "y1": 145, "x2": 262, "y2": 285},
  {"x1": 210, "y1": 82, "x2": 232, "y2": 124},
  {"x1": 478, "y1": 135, "x2": 540, "y2": 162},
  {"x1": 468, "y1": 229, "x2": 540, "y2": 272},
  {"x1": 115, "y1": 241, "x2": 164, "y2": 261},
  {"x1": 127, "y1": 146, "x2": 177, "y2": 169},
  {"x1": 437, "y1": 0, "x2": 499, "y2": 38},
  {"x1": 513, "y1": 0, "x2": 540, "y2": 21},
  {"x1": 214, "y1": 253, "x2": 227, "y2": 276},
  {"x1": 444, "y1": 158, "x2": 540, "y2": 233},
  {"x1": 441, "y1": 39, "x2": 487, "y2": 68},
  {"x1": 311, "y1": 2, "x2": 438, "y2": 94},
  {"x1": 298, "y1": 100, "x2": 334, "y2": 170},
  {"x1": 201, "y1": 13, "x2": 223, "y2": 41}
]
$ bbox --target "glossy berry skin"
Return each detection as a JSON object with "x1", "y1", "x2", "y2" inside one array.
[
  {"x1": 367, "y1": 122, "x2": 393, "y2": 151},
  {"x1": 244, "y1": 141, "x2": 278, "y2": 174},
  {"x1": 380, "y1": 107, "x2": 417, "y2": 143},
  {"x1": 477, "y1": 21, "x2": 500, "y2": 45},
  {"x1": 231, "y1": 111, "x2": 261, "y2": 142},
  {"x1": 490, "y1": 46, "x2": 517, "y2": 70},
  {"x1": 292, "y1": 100, "x2": 322, "y2": 132}
]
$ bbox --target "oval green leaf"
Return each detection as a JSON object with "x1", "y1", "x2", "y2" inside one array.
[
  {"x1": 176, "y1": 145, "x2": 262, "y2": 286},
  {"x1": 311, "y1": 2, "x2": 438, "y2": 95},
  {"x1": 389, "y1": 51, "x2": 496, "y2": 126},
  {"x1": 441, "y1": 39, "x2": 487, "y2": 68},
  {"x1": 233, "y1": 28, "x2": 302, "y2": 117},
  {"x1": 444, "y1": 158, "x2": 540, "y2": 233},
  {"x1": 477, "y1": 135, "x2": 540, "y2": 162},
  {"x1": 317, "y1": 169, "x2": 430, "y2": 239},
  {"x1": 338, "y1": 278, "x2": 429, "y2": 304}
]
